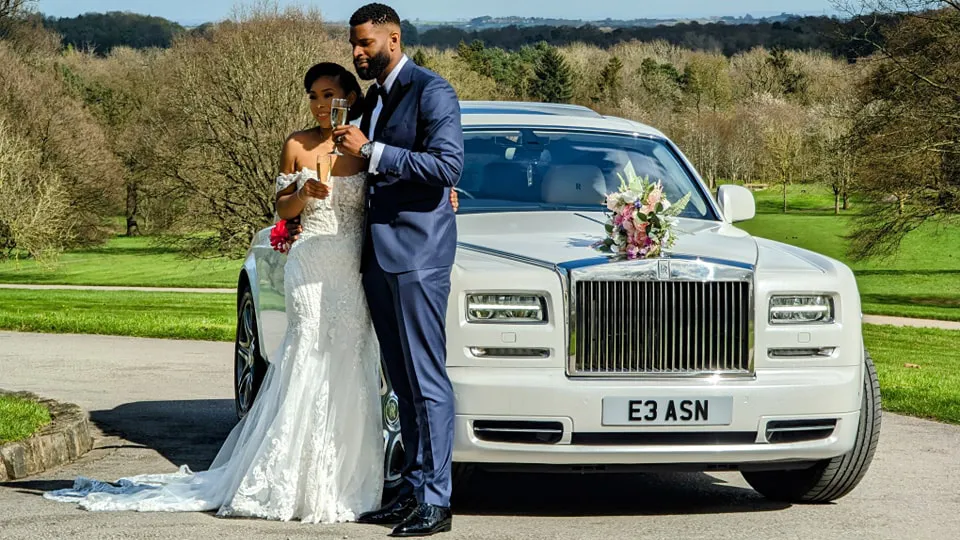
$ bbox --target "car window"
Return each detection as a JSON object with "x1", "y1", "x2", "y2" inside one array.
[{"x1": 457, "y1": 129, "x2": 714, "y2": 219}]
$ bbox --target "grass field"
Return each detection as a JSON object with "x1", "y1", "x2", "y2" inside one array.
[
  {"x1": 0, "y1": 289, "x2": 235, "y2": 342},
  {"x1": 865, "y1": 325, "x2": 960, "y2": 425},
  {"x1": 738, "y1": 184, "x2": 960, "y2": 322},
  {"x1": 0, "y1": 394, "x2": 51, "y2": 444},
  {"x1": 0, "y1": 236, "x2": 242, "y2": 288}
]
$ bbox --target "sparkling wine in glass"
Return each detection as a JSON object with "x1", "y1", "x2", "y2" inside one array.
[{"x1": 330, "y1": 98, "x2": 349, "y2": 156}]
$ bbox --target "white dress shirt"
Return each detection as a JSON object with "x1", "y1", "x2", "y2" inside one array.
[{"x1": 367, "y1": 54, "x2": 408, "y2": 174}]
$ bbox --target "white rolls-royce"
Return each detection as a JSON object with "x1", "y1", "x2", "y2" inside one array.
[{"x1": 234, "y1": 101, "x2": 880, "y2": 503}]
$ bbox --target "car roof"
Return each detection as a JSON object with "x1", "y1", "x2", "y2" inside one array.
[{"x1": 459, "y1": 100, "x2": 667, "y2": 139}]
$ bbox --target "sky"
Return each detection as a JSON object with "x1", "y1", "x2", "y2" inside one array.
[{"x1": 35, "y1": 0, "x2": 840, "y2": 26}]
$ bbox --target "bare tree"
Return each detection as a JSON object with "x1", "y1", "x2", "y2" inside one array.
[
  {"x1": 841, "y1": 0, "x2": 960, "y2": 257},
  {"x1": 0, "y1": 0, "x2": 32, "y2": 21},
  {"x1": 140, "y1": 5, "x2": 350, "y2": 254}
]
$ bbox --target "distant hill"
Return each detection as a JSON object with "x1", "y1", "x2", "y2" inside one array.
[
  {"x1": 411, "y1": 12, "x2": 813, "y2": 31},
  {"x1": 34, "y1": 10, "x2": 892, "y2": 61}
]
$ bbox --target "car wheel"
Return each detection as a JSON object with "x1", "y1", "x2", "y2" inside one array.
[
  {"x1": 235, "y1": 283, "x2": 267, "y2": 420},
  {"x1": 380, "y1": 366, "x2": 406, "y2": 500},
  {"x1": 742, "y1": 348, "x2": 881, "y2": 503}
]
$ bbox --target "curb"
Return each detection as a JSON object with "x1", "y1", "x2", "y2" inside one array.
[{"x1": 0, "y1": 391, "x2": 94, "y2": 482}]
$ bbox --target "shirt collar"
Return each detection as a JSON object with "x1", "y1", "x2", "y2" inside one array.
[{"x1": 378, "y1": 54, "x2": 408, "y2": 94}]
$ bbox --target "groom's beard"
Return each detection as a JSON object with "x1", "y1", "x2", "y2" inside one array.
[{"x1": 355, "y1": 49, "x2": 392, "y2": 81}]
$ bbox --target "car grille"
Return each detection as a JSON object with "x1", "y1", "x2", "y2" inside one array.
[{"x1": 572, "y1": 280, "x2": 752, "y2": 376}]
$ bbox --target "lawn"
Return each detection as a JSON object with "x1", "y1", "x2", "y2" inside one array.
[
  {"x1": 0, "y1": 289, "x2": 235, "y2": 341},
  {"x1": 737, "y1": 184, "x2": 960, "y2": 322},
  {"x1": 0, "y1": 236, "x2": 242, "y2": 288},
  {"x1": 864, "y1": 324, "x2": 960, "y2": 425},
  {"x1": 0, "y1": 394, "x2": 52, "y2": 444}
]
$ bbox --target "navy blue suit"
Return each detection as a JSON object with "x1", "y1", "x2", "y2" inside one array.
[{"x1": 359, "y1": 59, "x2": 463, "y2": 508}]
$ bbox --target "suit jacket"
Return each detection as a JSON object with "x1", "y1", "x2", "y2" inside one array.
[{"x1": 360, "y1": 60, "x2": 464, "y2": 274}]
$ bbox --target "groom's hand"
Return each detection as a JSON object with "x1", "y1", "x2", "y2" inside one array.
[{"x1": 332, "y1": 125, "x2": 369, "y2": 159}]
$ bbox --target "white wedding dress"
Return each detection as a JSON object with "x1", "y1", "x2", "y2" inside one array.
[{"x1": 44, "y1": 169, "x2": 385, "y2": 523}]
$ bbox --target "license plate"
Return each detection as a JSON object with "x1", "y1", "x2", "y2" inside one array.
[{"x1": 601, "y1": 397, "x2": 733, "y2": 426}]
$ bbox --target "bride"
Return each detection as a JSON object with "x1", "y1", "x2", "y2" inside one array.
[{"x1": 43, "y1": 62, "x2": 441, "y2": 523}]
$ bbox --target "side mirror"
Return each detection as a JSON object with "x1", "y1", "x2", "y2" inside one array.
[{"x1": 717, "y1": 184, "x2": 756, "y2": 223}]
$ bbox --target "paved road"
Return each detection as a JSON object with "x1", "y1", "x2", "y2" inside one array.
[{"x1": 1, "y1": 331, "x2": 959, "y2": 540}]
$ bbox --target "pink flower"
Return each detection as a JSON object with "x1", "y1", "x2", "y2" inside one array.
[
  {"x1": 613, "y1": 213, "x2": 624, "y2": 226},
  {"x1": 626, "y1": 244, "x2": 640, "y2": 259},
  {"x1": 647, "y1": 184, "x2": 663, "y2": 207}
]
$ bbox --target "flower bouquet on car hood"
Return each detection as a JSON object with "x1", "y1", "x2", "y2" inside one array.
[{"x1": 594, "y1": 169, "x2": 691, "y2": 260}]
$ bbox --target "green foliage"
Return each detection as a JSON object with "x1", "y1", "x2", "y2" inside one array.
[
  {"x1": 594, "y1": 56, "x2": 623, "y2": 103},
  {"x1": 530, "y1": 44, "x2": 573, "y2": 103},
  {"x1": 41, "y1": 11, "x2": 185, "y2": 54},
  {"x1": 453, "y1": 39, "x2": 542, "y2": 99},
  {"x1": 411, "y1": 48, "x2": 429, "y2": 68},
  {"x1": 766, "y1": 47, "x2": 809, "y2": 101}
]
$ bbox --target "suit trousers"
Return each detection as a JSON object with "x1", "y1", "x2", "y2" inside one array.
[{"x1": 362, "y1": 260, "x2": 455, "y2": 507}]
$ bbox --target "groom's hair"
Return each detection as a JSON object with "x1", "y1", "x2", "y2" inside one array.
[{"x1": 349, "y1": 3, "x2": 401, "y2": 28}]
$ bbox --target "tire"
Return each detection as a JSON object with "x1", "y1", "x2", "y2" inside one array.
[
  {"x1": 234, "y1": 282, "x2": 268, "y2": 420},
  {"x1": 742, "y1": 349, "x2": 881, "y2": 503},
  {"x1": 452, "y1": 463, "x2": 476, "y2": 495}
]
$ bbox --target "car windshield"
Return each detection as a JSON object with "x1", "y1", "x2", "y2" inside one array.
[{"x1": 456, "y1": 128, "x2": 716, "y2": 220}]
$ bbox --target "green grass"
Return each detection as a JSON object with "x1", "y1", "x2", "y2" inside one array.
[
  {"x1": 737, "y1": 184, "x2": 960, "y2": 322},
  {"x1": 0, "y1": 394, "x2": 52, "y2": 444},
  {"x1": 0, "y1": 289, "x2": 235, "y2": 341},
  {"x1": 0, "y1": 236, "x2": 243, "y2": 288},
  {"x1": 865, "y1": 324, "x2": 960, "y2": 424}
]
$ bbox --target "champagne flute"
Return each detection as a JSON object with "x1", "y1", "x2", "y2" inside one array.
[
  {"x1": 329, "y1": 98, "x2": 350, "y2": 156},
  {"x1": 316, "y1": 153, "x2": 333, "y2": 202}
]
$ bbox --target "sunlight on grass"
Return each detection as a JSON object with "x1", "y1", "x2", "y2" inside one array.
[
  {"x1": 0, "y1": 395, "x2": 52, "y2": 444},
  {"x1": 0, "y1": 289, "x2": 235, "y2": 341},
  {"x1": 0, "y1": 236, "x2": 243, "y2": 288},
  {"x1": 737, "y1": 184, "x2": 960, "y2": 322},
  {"x1": 865, "y1": 324, "x2": 960, "y2": 425}
]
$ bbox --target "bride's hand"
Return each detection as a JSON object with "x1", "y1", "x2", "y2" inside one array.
[
  {"x1": 449, "y1": 188, "x2": 459, "y2": 212},
  {"x1": 300, "y1": 178, "x2": 330, "y2": 200}
]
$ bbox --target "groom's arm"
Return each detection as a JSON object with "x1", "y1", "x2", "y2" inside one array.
[{"x1": 372, "y1": 77, "x2": 464, "y2": 188}]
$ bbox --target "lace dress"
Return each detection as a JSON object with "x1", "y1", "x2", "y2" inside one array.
[{"x1": 44, "y1": 170, "x2": 384, "y2": 523}]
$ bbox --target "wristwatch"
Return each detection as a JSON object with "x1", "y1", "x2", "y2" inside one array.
[{"x1": 360, "y1": 142, "x2": 373, "y2": 160}]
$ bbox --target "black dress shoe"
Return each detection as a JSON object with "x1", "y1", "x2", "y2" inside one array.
[
  {"x1": 356, "y1": 494, "x2": 418, "y2": 525},
  {"x1": 389, "y1": 503, "x2": 452, "y2": 537}
]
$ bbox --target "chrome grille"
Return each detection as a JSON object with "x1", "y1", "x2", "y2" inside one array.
[{"x1": 572, "y1": 280, "x2": 752, "y2": 376}]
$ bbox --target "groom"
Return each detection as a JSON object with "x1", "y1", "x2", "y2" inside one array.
[{"x1": 333, "y1": 3, "x2": 463, "y2": 537}]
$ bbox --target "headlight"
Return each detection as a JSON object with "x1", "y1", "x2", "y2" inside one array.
[
  {"x1": 769, "y1": 295, "x2": 834, "y2": 324},
  {"x1": 466, "y1": 294, "x2": 546, "y2": 323}
]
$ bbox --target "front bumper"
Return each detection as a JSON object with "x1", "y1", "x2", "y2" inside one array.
[{"x1": 450, "y1": 365, "x2": 862, "y2": 467}]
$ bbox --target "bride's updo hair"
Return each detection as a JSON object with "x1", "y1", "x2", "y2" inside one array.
[{"x1": 303, "y1": 62, "x2": 365, "y2": 122}]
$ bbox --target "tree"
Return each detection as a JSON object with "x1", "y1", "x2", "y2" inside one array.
[
  {"x1": 845, "y1": 1, "x2": 960, "y2": 258},
  {"x1": 137, "y1": 6, "x2": 349, "y2": 254},
  {"x1": 411, "y1": 48, "x2": 429, "y2": 68},
  {"x1": 400, "y1": 19, "x2": 419, "y2": 45},
  {"x1": 0, "y1": 0, "x2": 31, "y2": 22},
  {"x1": 594, "y1": 56, "x2": 623, "y2": 103},
  {"x1": 530, "y1": 44, "x2": 573, "y2": 103}
]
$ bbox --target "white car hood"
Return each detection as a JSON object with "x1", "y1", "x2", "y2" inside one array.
[{"x1": 457, "y1": 211, "x2": 759, "y2": 268}]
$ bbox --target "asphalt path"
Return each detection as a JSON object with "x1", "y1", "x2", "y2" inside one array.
[{"x1": 1, "y1": 331, "x2": 959, "y2": 540}]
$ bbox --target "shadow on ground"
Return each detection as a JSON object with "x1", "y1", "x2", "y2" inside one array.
[
  {"x1": 453, "y1": 469, "x2": 790, "y2": 517},
  {"x1": 89, "y1": 399, "x2": 236, "y2": 471}
]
